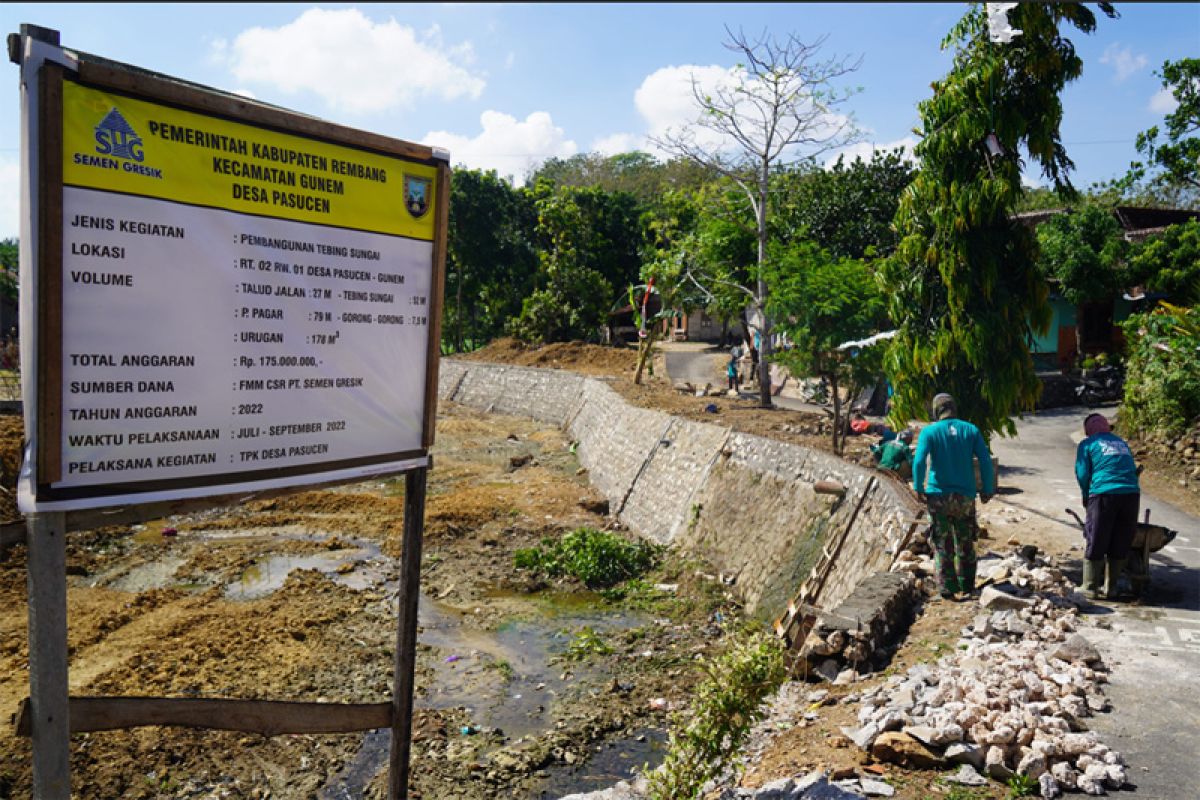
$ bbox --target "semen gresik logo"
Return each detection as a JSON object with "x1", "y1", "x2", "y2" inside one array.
[{"x1": 94, "y1": 108, "x2": 145, "y2": 162}]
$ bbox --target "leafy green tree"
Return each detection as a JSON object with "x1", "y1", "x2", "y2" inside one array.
[
  {"x1": 773, "y1": 149, "x2": 916, "y2": 259},
  {"x1": 507, "y1": 183, "x2": 615, "y2": 344},
  {"x1": 1129, "y1": 58, "x2": 1200, "y2": 197},
  {"x1": 444, "y1": 169, "x2": 536, "y2": 352},
  {"x1": 1128, "y1": 218, "x2": 1200, "y2": 306},
  {"x1": 880, "y1": 2, "x2": 1115, "y2": 439},
  {"x1": 767, "y1": 242, "x2": 887, "y2": 453},
  {"x1": 652, "y1": 27, "x2": 862, "y2": 406},
  {"x1": 1036, "y1": 205, "x2": 1129, "y2": 361},
  {"x1": 0, "y1": 239, "x2": 17, "y2": 303},
  {"x1": 1120, "y1": 303, "x2": 1200, "y2": 440},
  {"x1": 530, "y1": 152, "x2": 711, "y2": 202}
]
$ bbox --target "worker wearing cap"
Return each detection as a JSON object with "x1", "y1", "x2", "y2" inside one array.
[
  {"x1": 912, "y1": 393, "x2": 995, "y2": 600},
  {"x1": 1075, "y1": 413, "x2": 1140, "y2": 600}
]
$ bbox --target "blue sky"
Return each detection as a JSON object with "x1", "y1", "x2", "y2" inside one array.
[{"x1": 1, "y1": 3, "x2": 1197, "y2": 240}]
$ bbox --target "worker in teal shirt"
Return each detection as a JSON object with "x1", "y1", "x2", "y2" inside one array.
[
  {"x1": 912, "y1": 393, "x2": 994, "y2": 600},
  {"x1": 1074, "y1": 413, "x2": 1140, "y2": 600}
]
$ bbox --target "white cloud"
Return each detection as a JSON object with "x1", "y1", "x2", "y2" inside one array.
[
  {"x1": 422, "y1": 110, "x2": 577, "y2": 185},
  {"x1": 825, "y1": 136, "x2": 918, "y2": 168},
  {"x1": 504, "y1": 52, "x2": 516, "y2": 69},
  {"x1": 0, "y1": 159, "x2": 18, "y2": 241},
  {"x1": 591, "y1": 133, "x2": 644, "y2": 156},
  {"x1": 218, "y1": 8, "x2": 485, "y2": 114},
  {"x1": 1100, "y1": 44, "x2": 1147, "y2": 83},
  {"x1": 231, "y1": 88, "x2": 257, "y2": 100},
  {"x1": 1149, "y1": 86, "x2": 1179, "y2": 115}
]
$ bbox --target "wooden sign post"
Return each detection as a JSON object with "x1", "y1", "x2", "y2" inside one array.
[{"x1": 11, "y1": 24, "x2": 448, "y2": 799}]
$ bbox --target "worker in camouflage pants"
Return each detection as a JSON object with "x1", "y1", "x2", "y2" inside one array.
[
  {"x1": 912, "y1": 393, "x2": 995, "y2": 600},
  {"x1": 925, "y1": 493, "x2": 979, "y2": 596}
]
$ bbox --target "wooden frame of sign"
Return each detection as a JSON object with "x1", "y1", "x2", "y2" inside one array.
[{"x1": 13, "y1": 25, "x2": 447, "y2": 800}]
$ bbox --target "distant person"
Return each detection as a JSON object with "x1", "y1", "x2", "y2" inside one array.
[
  {"x1": 1074, "y1": 413, "x2": 1141, "y2": 601},
  {"x1": 872, "y1": 428, "x2": 913, "y2": 475},
  {"x1": 912, "y1": 393, "x2": 994, "y2": 600},
  {"x1": 726, "y1": 355, "x2": 740, "y2": 392}
]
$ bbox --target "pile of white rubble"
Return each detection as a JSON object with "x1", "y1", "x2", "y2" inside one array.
[
  {"x1": 558, "y1": 550, "x2": 1130, "y2": 800},
  {"x1": 840, "y1": 549, "x2": 1128, "y2": 797}
]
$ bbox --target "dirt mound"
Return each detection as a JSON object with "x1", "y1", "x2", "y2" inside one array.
[
  {"x1": 0, "y1": 414, "x2": 23, "y2": 523},
  {"x1": 461, "y1": 337, "x2": 639, "y2": 376}
]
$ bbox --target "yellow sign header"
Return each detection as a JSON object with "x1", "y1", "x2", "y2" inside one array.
[{"x1": 62, "y1": 80, "x2": 437, "y2": 240}]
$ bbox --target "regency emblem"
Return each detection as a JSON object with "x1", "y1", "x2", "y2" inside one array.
[{"x1": 403, "y1": 173, "x2": 431, "y2": 219}]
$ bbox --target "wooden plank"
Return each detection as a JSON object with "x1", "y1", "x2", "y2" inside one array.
[
  {"x1": 389, "y1": 467, "x2": 428, "y2": 800},
  {"x1": 422, "y1": 161, "x2": 450, "y2": 448},
  {"x1": 26, "y1": 512, "x2": 70, "y2": 799},
  {"x1": 14, "y1": 696, "x2": 392, "y2": 736},
  {"x1": 36, "y1": 63, "x2": 64, "y2": 487}
]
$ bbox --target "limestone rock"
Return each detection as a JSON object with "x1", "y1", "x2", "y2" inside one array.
[
  {"x1": 985, "y1": 745, "x2": 1013, "y2": 779},
  {"x1": 869, "y1": 731, "x2": 946, "y2": 769},
  {"x1": 947, "y1": 764, "x2": 988, "y2": 786},
  {"x1": 945, "y1": 742, "x2": 984, "y2": 769},
  {"x1": 858, "y1": 778, "x2": 896, "y2": 797},
  {"x1": 1051, "y1": 634, "x2": 1102, "y2": 665},
  {"x1": 980, "y1": 585, "x2": 1034, "y2": 610},
  {"x1": 1039, "y1": 773, "x2": 1062, "y2": 799}
]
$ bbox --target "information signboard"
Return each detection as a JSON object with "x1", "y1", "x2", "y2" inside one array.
[{"x1": 21, "y1": 62, "x2": 447, "y2": 511}]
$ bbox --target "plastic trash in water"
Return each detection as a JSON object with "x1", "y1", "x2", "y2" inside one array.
[
  {"x1": 460, "y1": 725, "x2": 476, "y2": 736},
  {"x1": 445, "y1": 654, "x2": 461, "y2": 663}
]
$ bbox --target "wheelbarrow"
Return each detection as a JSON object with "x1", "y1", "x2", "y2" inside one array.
[{"x1": 1065, "y1": 507, "x2": 1178, "y2": 597}]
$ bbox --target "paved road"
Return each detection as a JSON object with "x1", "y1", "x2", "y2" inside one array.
[{"x1": 663, "y1": 345, "x2": 1200, "y2": 793}]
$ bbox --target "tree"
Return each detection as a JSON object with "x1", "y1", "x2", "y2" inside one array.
[
  {"x1": 880, "y1": 2, "x2": 1116, "y2": 440},
  {"x1": 1129, "y1": 58, "x2": 1200, "y2": 197},
  {"x1": 773, "y1": 148, "x2": 916, "y2": 259},
  {"x1": 1128, "y1": 218, "x2": 1200, "y2": 306},
  {"x1": 1120, "y1": 303, "x2": 1200, "y2": 441},
  {"x1": 444, "y1": 169, "x2": 536, "y2": 352},
  {"x1": 0, "y1": 239, "x2": 17, "y2": 303},
  {"x1": 507, "y1": 182, "x2": 616, "y2": 344},
  {"x1": 530, "y1": 152, "x2": 712, "y2": 202},
  {"x1": 652, "y1": 27, "x2": 862, "y2": 407},
  {"x1": 1035, "y1": 204, "x2": 1129, "y2": 306},
  {"x1": 767, "y1": 241, "x2": 886, "y2": 454}
]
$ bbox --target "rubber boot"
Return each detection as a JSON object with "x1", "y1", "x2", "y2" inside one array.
[
  {"x1": 1104, "y1": 557, "x2": 1126, "y2": 601},
  {"x1": 1082, "y1": 560, "x2": 1105, "y2": 600}
]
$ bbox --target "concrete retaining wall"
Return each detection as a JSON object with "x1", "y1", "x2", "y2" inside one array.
[{"x1": 439, "y1": 360, "x2": 919, "y2": 618}]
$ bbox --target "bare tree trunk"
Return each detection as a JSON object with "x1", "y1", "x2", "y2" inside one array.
[
  {"x1": 830, "y1": 370, "x2": 842, "y2": 455},
  {"x1": 756, "y1": 160, "x2": 773, "y2": 409},
  {"x1": 634, "y1": 328, "x2": 657, "y2": 385},
  {"x1": 454, "y1": 269, "x2": 464, "y2": 353}
]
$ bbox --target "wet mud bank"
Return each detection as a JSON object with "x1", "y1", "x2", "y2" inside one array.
[{"x1": 0, "y1": 405, "x2": 734, "y2": 798}]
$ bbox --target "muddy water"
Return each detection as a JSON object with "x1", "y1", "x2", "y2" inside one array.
[{"x1": 88, "y1": 523, "x2": 666, "y2": 798}]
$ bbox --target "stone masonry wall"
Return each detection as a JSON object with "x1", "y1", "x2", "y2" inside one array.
[{"x1": 439, "y1": 360, "x2": 920, "y2": 618}]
